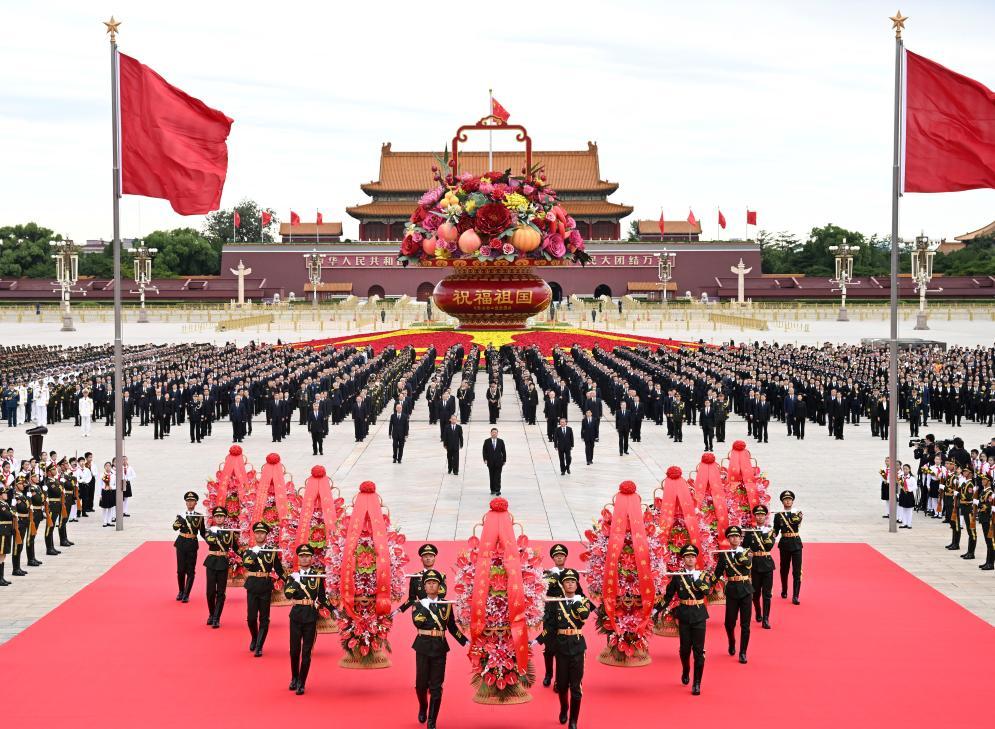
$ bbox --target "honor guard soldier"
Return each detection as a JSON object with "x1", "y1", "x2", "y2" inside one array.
[
  {"x1": 773, "y1": 490, "x2": 803, "y2": 604},
  {"x1": 10, "y1": 479, "x2": 31, "y2": 575},
  {"x1": 284, "y1": 544, "x2": 329, "y2": 696},
  {"x1": 242, "y1": 521, "x2": 286, "y2": 656},
  {"x1": 411, "y1": 569, "x2": 466, "y2": 729},
  {"x1": 542, "y1": 543, "x2": 572, "y2": 687},
  {"x1": 42, "y1": 465, "x2": 64, "y2": 556},
  {"x1": 0, "y1": 489, "x2": 12, "y2": 586},
  {"x1": 25, "y1": 475, "x2": 46, "y2": 567},
  {"x1": 534, "y1": 568, "x2": 591, "y2": 729},
  {"x1": 977, "y1": 476, "x2": 993, "y2": 571},
  {"x1": 957, "y1": 466, "x2": 979, "y2": 560},
  {"x1": 57, "y1": 459, "x2": 75, "y2": 546},
  {"x1": 401, "y1": 544, "x2": 447, "y2": 612},
  {"x1": 659, "y1": 544, "x2": 714, "y2": 695},
  {"x1": 744, "y1": 505, "x2": 775, "y2": 629},
  {"x1": 713, "y1": 525, "x2": 754, "y2": 663},
  {"x1": 172, "y1": 491, "x2": 205, "y2": 603},
  {"x1": 202, "y1": 506, "x2": 238, "y2": 628},
  {"x1": 943, "y1": 461, "x2": 960, "y2": 548}
]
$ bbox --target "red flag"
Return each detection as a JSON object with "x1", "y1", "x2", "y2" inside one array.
[
  {"x1": 658, "y1": 210, "x2": 666, "y2": 236},
  {"x1": 687, "y1": 210, "x2": 697, "y2": 227},
  {"x1": 290, "y1": 211, "x2": 300, "y2": 226},
  {"x1": 233, "y1": 211, "x2": 240, "y2": 228},
  {"x1": 718, "y1": 209, "x2": 727, "y2": 229},
  {"x1": 904, "y1": 50, "x2": 995, "y2": 193},
  {"x1": 316, "y1": 211, "x2": 323, "y2": 225},
  {"x1": 119, "y1": 53, "x2": 233, "y2": 215},
  {"x1": 746, "y1": 210, "x2": 757, "y2": 226},
  {"x1": 491, "y1": 96, "x2": 510, "y2": 122},
  {"x1": 260, "y1": 211, "x2": 272, "y2": 227}
]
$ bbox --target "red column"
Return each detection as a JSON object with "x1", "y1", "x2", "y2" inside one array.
[{"x1": 359, "y1": 222, "x2": 366, "y2": 241}]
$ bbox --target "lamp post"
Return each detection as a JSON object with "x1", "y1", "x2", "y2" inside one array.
[
  {"x1": 828, "y1": 238, "x2": 859, "y2": 321},
  {"x1": 911, "y1": 232, "x2": 937, "y2": 330},
  {"x1": 50, "y1": 238, "x2": 81, "y2": 331},
  {"x1": 304, "y1": 249, "x2": 323, "y2": 312},
  {"x1": 656, "y1": 248, "x2": 676, "y2": 304},
  {"x1": 127, "y1": 240, "x2": 158, "y2": 323}
]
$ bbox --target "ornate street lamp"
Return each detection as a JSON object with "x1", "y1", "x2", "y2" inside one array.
[
  {"x1": 911, "y1": 232, "x2": 939, "y2": 330},
  {"x1": 127, "y1": 240, "x2": 158, "y2": 323},
  {"x1": 828, "y1": 238, "x2": 859, "y2": 321},
  {"x1": 656, "y1": 248, "x2": 676, "y2": 304},
  {"x1": 304, "y1": 249, "x2": 323, "y2": 311},
  {"x1": 50, "y1": 238, "x2": 81, "y2": 331}
]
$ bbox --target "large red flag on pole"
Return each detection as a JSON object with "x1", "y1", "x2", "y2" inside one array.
[
  {"x1": 746, "y1": 210, "x2": 757, "y2": 226},
  {"x1": 904, "y1": 50, "x2": 995, "y2": 192},
  {"x1": 718, "y1": 209, "x2": 727, "y2": 229},
  {"x1": 119, "y1": 53, "x2": 233, "y2": 214},
  {"x1": 658, "y1": 210, "x2": 666, "y2": 237},
  {"x1": 260, "y1": 211, "x2": 272, "y2": 227}
]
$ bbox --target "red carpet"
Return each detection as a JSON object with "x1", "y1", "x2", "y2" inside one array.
[{"x1": 3, "y1": 542, "x2": 992, "y2": 728}]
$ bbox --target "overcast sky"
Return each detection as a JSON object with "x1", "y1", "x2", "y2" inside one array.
[{"x1": 2, "y1": 0, "x2": 993, "y2": 244}]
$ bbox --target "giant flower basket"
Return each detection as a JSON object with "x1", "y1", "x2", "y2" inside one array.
[
  {"x1": 204, "y1": 446, "x2": 256, "y2": 588},
  {"x1": 722, "y1": 441, "x2": 772, "y2": 528},
  {"x1": 293, "y1": 465, "x2": 344, "y2": 633},
  {"x1": 453, "y1": 498, "x2": 545, "y2": 704},
  {"x1": 650, "y1": 467, "x2": 718, "y2": 636},
  {"x1": 580, "y1": 481, "x2": 665, "y2": 667},
  {"x1": 238, "y1": 453, "x2": 300, "y2": 607},
  {"x1": 326, "y1": 481, "x2": 408, "y2": 669},
  {"x1": 396, "y1": 116, "x2": 589, "y2": 330}
]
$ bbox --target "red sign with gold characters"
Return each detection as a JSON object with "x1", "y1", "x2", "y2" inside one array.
[{"x1": 433, "y1": 267, "x2": 551, "y2": 330}]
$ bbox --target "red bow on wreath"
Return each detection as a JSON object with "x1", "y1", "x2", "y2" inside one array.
[
  {"x1": 340, "y1": 482, "x2": 392, "y2": 619},
  {"x1": 727, "y1": 441, "x2": 761, "y2": 510},
  {"x1": 294, "y1": 466, "x2": 340, "y2": 560},
  {"x1": 658, "y1": 467, "x2": 704, "y2": 568},
  {"x1": 694, "y1": 453, "x2": 731, "y2": 548},
  {"x1": 217, "y1": 446, "x2": 252, "y2": 505},
  {"x1": 251, "y1": 453, "x2": 290, "y2": 525}
]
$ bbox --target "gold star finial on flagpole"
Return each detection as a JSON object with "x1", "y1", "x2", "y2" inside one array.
[
  {"x1": 104, "y1": 16, "x2": 122, "y2": 42},
  {"x1": 890, "y1": 11, "x2": 907, "y2": 39}
]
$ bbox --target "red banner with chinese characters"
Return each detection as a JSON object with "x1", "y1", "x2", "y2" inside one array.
[
  {"x1": 339, "y1": 482, "x2": 392, "y2": 618},
  {"x1": 602, "y1": 481, "x2": 656, "y2": 633},
  {"x1": 251, "y1": 453, "x2": 291, "y2": 525},
  {"x1": 217, "y1": 445, "x2": 252, "y2": 504},
  {"x1": 726, "y1": 440, "x2": 761, "y2": 510},
  {"x1": 693, "y1": 453, "x2": 731, "y2": 549},
  {"x1": 657, "y1": 467, "x2": 704, "y2": 568},
  {"x1": 295, "y1": 466, "x2": 341, "y2": 560}
]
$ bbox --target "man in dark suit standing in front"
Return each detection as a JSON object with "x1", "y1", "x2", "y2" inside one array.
[
  {"x1": 438, "y1": 389, "x2": 457, "y2": 442},
  {"x1": 700, "y1": 399, "x2": 716, "y2": 452},
  {"x1": 307, "y1": 402, "x2": 328, "y2": 455},
  {"x1": 581, "y1": 408, "x2": 599, "y2": 465},
  {"x1": 230, "y1": 394, "x2": 248, "y2": 443},
  {"x1": 554, "y1": 417, "x2": 574, "y2": 475},
  {"x1": 443, "y1": 414, "x2": 463, "y2": 475},
  {"x1": 482, "y1": 428, "x2": 507, "y2": 495},
  {"x1": 755, "y1": 393, "x2": 771, "y2": 443},
  {"x1": 352, "y1": 393, "x2": 369, "y2": 442},
  {"x1": 389, "y1": 403, "x2": 409, "y2": 463},
  {"x1": 615, "y1": 400, "x2": 632, "y2": 456},
  {"x1": 544, "y1": 390, "x2": 559, "y2": 442},
  {"x1": 794, "y1": 394, "x2": 807, "y2": 440}
]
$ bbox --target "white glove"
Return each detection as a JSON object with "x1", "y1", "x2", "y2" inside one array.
[
  {"x1": 209, "y1": 526, "x2": 219, "y2": 534},
  {"x1": 251, "y1": 546, "x2": 261, "y2": 554},
  {"x1": 42, "y1": 485, "x2": 48, "y2": 492},
  {"x1": 291, "y1": 571, "x2": 301, "y2": 582},
  {"x1": 974, "y1": 500, "x2": 980, "y2": 505},
  {"x1": 419, "y1": 598, "x2": 431, "y2": 608},
  {"x1": 529, "y1": 638, "x2": 539, "y2": 647}
]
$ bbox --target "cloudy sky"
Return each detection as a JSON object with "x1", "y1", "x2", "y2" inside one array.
[{"x1": 2, "y1": 0, "x2": 993, "y2": 244}]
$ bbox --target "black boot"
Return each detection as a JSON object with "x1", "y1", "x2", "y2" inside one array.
[
  {"x1": 254, "y1": 624, "x2": 268, "y2": 657},
  {"x1": 288, "y1": 675, "x2": 298, "y2": 691},
  {"x1": 0, "y1": 564, "x2": 9, "y2": 586},
  {"x1": 12, "y1": 551, "x2": 27, "y2": 576},
  {"x1": 739, "y1": 630, "x2": 749, "y2": 664},
  {"x1": 727, "y1": 628, "x2": 735, "y2": 656},
  {"x1": 427, "y1": 695, "x2": 441, "y2": 729},
  {"x1": 792, "y1": 581, "x2": 801, "y2": 605},
  {"x1": 27, "y1": 543, "x2": 41, "y2": 567},
  {"x1": 680, "y1": 655, "x2": 690, "y2": 685},
  {"x1": 248, "y1": 623, "x2": 258, "y2": 653},
  {"x1": 417, "y1": 689, "x2": 428, "y2": 723},
  {"x1": 558, "y1": 689, "x2": 569, "y2": 724},
  {"x1": 691, "y1": 661, "x2": 704, "y2": 695},
  {"x1": 568, "y1": 695, "x2": 581, "y2": 729},
  {"x1": 542, "y1": 651, "x2": 554, "y2": 687},
  {"x1": 212, "y1": 596, "x2": 225, "y2": 628},
  {"x1": 753, "y1": 600, "x2": 762, "y2": 623},
  {"x1": 296, "y1": 662, "x2": 309, "y2": 695}
]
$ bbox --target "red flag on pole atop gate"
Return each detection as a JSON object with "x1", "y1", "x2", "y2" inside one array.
[
  {"x1": 260, "y1": 211, "x2": 272, "y2": 227},
  {"x1": 718, "y1": 209, "x2": 727, "y2": 229},
  {"x1": 491, "y1": 96, "x2": 510, "y2": 122},
  {"x1": 658, "y1": 210, "x2": 665, "y2": 236},
  {"x1": 290, "y1": 211, "x2": 300, "y2": 226},
  {"x1": 316, "y1": 211, "x2": 323, "y2": 225},
  {"x1": 233, "y1": 211, "x2": 240, "y2": 228},
  {"x1": 119, "y1": 53, "x2": 233, "y2": 215},
  {"x1": 746, "y1": 210, "x2": 757, "y2": 226},
  {"x1": 904, "y1": 50, "x2": 995, "y2": 193},
  {"x1": 687, "y1": 209, "x2": 697, "y2": 227}
]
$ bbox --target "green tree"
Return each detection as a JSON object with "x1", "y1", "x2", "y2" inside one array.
[
  {"x1": 0, "y1": 223, "x2": 62, "y2": 278},
  {"x1": 145, "y1": 228, "x2": 220, "y2": 277},
  {"x1": 626, "y1": 219, "x2": 641, "y2": 242},
  {"x1": 203, "y1": 199, "x2": 278, "y2": 246},
  {"x1": 756, "y1": 229, "x2": 801, "y2": 273},
  {"x1": 933, "y1": 236, "x2": 995, "y2": 275}
]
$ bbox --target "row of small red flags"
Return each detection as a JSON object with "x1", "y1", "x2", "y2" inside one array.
[{"x1": 660, "y1": 209, "x2": 757, "y2": 235}]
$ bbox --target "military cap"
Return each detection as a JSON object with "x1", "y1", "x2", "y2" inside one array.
[
  {"x1": 58, "y1": 457, "x2": 68, "y2": 466},
  {"x1": 296, "y1": 543, "x2": 314, "y2": 557},
  {"x1": 779, "y1": 490, "x2": 795, "y2": 502},
  {"x1": 725, "y1": 525, "x2": 743, "y2": 538},
  {"x1": 421, "y1": 569, "x2": 443, "y2": 584},
  {"x1": 560, "y1": 568, "x2": 580, "y2": 582},
  {"x1": 46, "y1": 464, "x2": 56, "y2": 473},
  {"x1": 418, "y1": 543, "x2": 438, "y2": 557},
  {"x1": 183, "y1": 491, "x2": 199, "y2": 501},
  {"x1": 549, "y1": 543, "x2": 569, "y2": 558},
  {"x1": 211, "y1": 506, "x2": 227, "y2": 517},
  {"x1": 252, "y1": 521, "x2": 270, "y2": 534},
  {"x1": 680, "y1": 544, "x2": 699, "y2": 558},
  {"x1": 753, "y1": 504, "x2": 769, "y2": 515}
]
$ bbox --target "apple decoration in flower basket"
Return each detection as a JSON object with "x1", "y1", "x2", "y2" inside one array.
[
  {"x1": 452, "y1": 498, "x2": 545, "y2": 705},
  {"x1": 204, "y1": 446, "x2": 256, "y2": 588},
  {"x1": 325, "y1": 481, "x2": 408, "y2": 669},
  {"x1": 648, "y1": 467, "x2": 718, "y2": 636},
  {"x1": 722, "y1": 440, "x2": 772, "y2": 529},
  {"x1": 238, "y1": 453, "x2": 300, "y2": 607},
  {"x1": 580, "y1": 481, "x2": 666, "y2": 667},
  {"x1": 293, "y1": 465, "x2": 344, "y2": 633}
]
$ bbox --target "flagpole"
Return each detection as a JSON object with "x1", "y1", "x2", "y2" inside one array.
[
  {"x1": 887, "y1": 11, "x2": 906, "y2": 536},
  {"x1": 106, "y1": 17, "x2": 126, "y2": 532},
  {"x1": 488, "y1": 88, "x2": 493, "y2": 171}
]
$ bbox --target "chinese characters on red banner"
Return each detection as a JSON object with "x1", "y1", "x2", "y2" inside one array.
[{"x1": 317, "y1": 254, "x2": 661, "y2": 268}]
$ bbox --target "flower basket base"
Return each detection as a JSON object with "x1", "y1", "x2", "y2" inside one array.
[
  {"x1": 472, "y1": 681, "x2": 533, "y2": 705},
  {"x1": 709, "y1": 582, "x2": 726, "y2": 606},
  {"x1": 597, "y1": 646, "x2": 652, "y2": 667},
  {"x1": 433, "y1": 266, "x2": 552, "y2": 330},
  {"x1": 270, "y1": 588, "x2": 290, "y2": 607},
  {"x1": 653, "y1": 621, "x2": 680, "y2": 638},
  {"x1": 316, "y1": 616, "x2": 339, "y2": 634},
  {"x1": 227, "y1": 575, "x2": 245, "y2": 589},
  {"x1": 338, "y1": 649, "x2": 391, "y2": 669}
]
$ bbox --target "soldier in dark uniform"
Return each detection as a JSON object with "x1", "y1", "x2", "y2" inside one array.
[
  {"x1": 541, "y1": 543, "x2": 583, "y2": 687},
  {"x1": 26, "y1": 474, "x2": 46, "y2": 567},
  {"x1": 0, "y1": 488, "x2": 12, "y2": 586},
  {"x1": 411, "y1": 569, "x2": 467, "y2": 729},
  {"x1": 42, "y1": 465, "x2": 64, "y2": 556},
  {"x1": 172, "y1": 491, "x2": 205, "y2": 603},
  {"x1": 10, "y1": 478, "x2": 31, "y2": 575},
  {"x1": 713, "y1": 525, "x2": 753, "y2": 663},
  {"x1": 284, "y1": 543, "x2": 329, "y2": 695},
  {"x1": 202, "y1": 506, "x2": 238, "y2": 628},
  {"x1": 241, "y1": 521, "x2": 286, "y2": 656},
  {"x1": 534, "y1": 568, "x2": 591, "y2": 729},
  {"x1": 978, "y1": 475, "x2": 993, "y2": 571},
  {"x1": 957, "y1": 466, "x2": 978, "y2": 560},
  {"x1": 744, "y1": 504, "x2": 775, "y2": 629},
  {"x1": 658, "y1": 544, "x2": 714, "y2": 695},
  {"x1": 773, "y1": 490, "x2": 803, "y2": 604},
  {"x1": 401, "y1": 543, "x2": 447, "y2": 612}
]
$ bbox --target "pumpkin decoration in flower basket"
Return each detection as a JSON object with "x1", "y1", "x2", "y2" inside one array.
[
  {"x1": 580, "y1": 481, "x2": 666, "y2": 667},
  {"x1": 452, "y1": 498, "x2": 545, "y2": 705},
  {"x1": 722, "y1": 440, "x2": 772, "y2": 530},
  {"x1": 238, "y1": 453, "x2": 301, "y2": 607},
  {"x1": 325, "y1": 481, "x2": 408, "y2": 669},
  {"x1": 204, "y1": 446, "x2": 256, "y2": 588},
  {"x1": 648, "y1": 467, "x2": 718, "y2": 636},
  {"x1": 292, "y1": 465, "x2": 344, "y2": 633}
]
